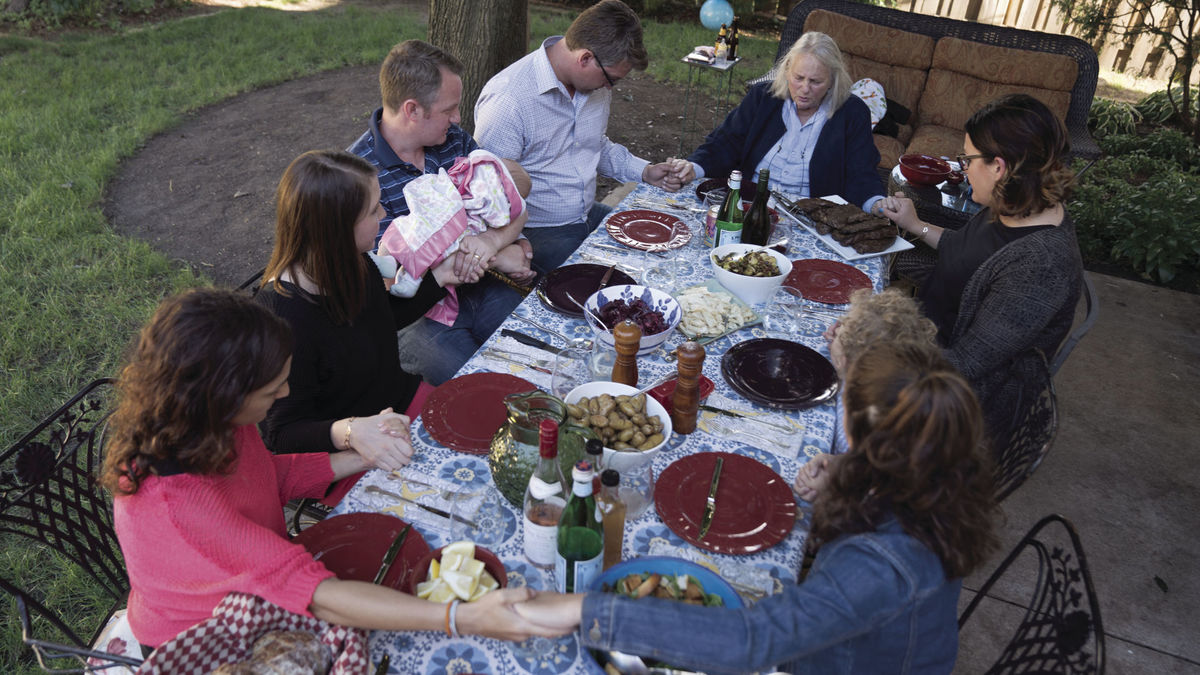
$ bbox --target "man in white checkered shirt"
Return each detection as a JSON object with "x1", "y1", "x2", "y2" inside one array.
[{"x1": 475, "y1": 0, "x2": 694, "y2": 275}]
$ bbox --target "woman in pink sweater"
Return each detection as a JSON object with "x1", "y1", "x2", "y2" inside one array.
[{"x1": 101, "y1": 288, "x2": 563, "y2": 648}]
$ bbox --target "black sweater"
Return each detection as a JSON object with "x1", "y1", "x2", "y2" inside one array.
[{"x1": 256, "y1": 259, "x2": 446, "y2": 452}]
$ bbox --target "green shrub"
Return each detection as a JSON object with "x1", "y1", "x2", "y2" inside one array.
[
  {"x1": 1099, "y1": 128, "x2": 1200, "y2": 174},
  {"x1": 1137, "y1": 86, "x2": 1200, "y2": 126},
  {"x1": 1088, "y1": 97, "x2": 1141, "y2": 138},
  {"x1": 1072, "y1": 153, "x2": 1200, "y2": 283}
]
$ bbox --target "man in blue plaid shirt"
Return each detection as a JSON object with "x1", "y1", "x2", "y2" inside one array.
[{"x1": 349, "y1": 40, "x2": 534, "y2": 385}]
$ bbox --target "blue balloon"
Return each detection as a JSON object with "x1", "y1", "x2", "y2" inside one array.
[{"x1": 699, "y1": 0, "x2": 735, "y2": 31}]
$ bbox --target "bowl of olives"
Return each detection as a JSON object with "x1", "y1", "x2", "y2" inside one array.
[{"x1": 709, "y1": 244, "x2": 792, "y2": 306}]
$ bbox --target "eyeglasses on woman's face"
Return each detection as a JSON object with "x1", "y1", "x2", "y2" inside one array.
[{"x1": 956, "y1": 153, "x2": 987, "y2": 169}]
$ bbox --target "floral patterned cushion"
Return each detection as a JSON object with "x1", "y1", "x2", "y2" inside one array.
[
  {"x1": 918, "y1": 68, "x2": 1073, "y2": 133},
  {"x1": 805, "y1": 9, "x2": 935, "y2": 70},
  {"x1": 843, "y1": 53, "x2": 928, "y2": 118},
  {"x1": 906, "y1": 124, "x2": 968, "y2": 162}
]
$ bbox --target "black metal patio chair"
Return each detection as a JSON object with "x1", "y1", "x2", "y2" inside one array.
[
  {"x1": 1050, "y1": 272, "x2": 1098, "y2": 376},
  {"x1": 959, "y1": 514, "x2": 1105, "y2": 674},
  {"x1": 991, "y1": 351, "x2": 1058, "y2": 502},
  {"x1": 0, "y1": 379, "x2": 143, "y2": 672}
]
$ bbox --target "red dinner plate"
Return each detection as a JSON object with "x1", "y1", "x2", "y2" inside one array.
[
  {"x1": 605, "y1": 210, "x2": 692, "y2": 251},
  {"x1": 784, "y1": 258, "x2": 872, "y2": 305},
  {"x1": 655, "y1": 452, "x2": 797, "y2": 555},
  {"x1": 293, "y1": 513, "x2": 429, "y2": 591},
  {"x1": 422, "y1": 372, "x2": 537, "y2": 454}
]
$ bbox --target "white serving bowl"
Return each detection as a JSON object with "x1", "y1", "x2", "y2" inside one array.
[
  {"x1": 584, "y1": 284, "x2": 681, "y2": 356},
  {"x1": 709, "y1": 244, "x2": 793, "y2": 306},
  {"x1": 564, "y1": 381, "x2": 672, "y2": 473}
]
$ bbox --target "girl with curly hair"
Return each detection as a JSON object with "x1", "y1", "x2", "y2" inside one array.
[
  {"x1": 102, "y1": 288, "x2": 563, "y2": 649},
  {"x1": 513, "y1": 340, "x2": 998, "y2": 674},
  {"x1": 880, "y1": 93, "x2": 1083, "y2": 446},
  {"x1": 795, "y1": 288, "x2": 938, "y2": 500}
]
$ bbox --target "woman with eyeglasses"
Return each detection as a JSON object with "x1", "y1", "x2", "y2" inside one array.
[{"x1": 879, "y1": 93, "x2": 1083, "y2": 446}]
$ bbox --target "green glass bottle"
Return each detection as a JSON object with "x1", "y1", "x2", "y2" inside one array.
[
  {"x1": 741, "y1": 169, "x2": 773, "y2": 246},
  {"x1": 555, "y1": 460, "x2": 603, "y2": 593},
  {"x1": 714, "y1": 170, "x2": 743, "y2": 247}
]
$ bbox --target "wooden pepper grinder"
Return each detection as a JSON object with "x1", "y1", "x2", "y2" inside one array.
[
  {"x1": 611, "y1": 320, "x2": 641, "y2": 387},
  {"x1": 671, "y1": 340, "x2": 706, "y2": 434}
]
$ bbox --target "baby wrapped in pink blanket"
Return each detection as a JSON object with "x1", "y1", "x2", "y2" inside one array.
[{"x1": 374, "y1": 149, "x2": 526, "y2": 326}]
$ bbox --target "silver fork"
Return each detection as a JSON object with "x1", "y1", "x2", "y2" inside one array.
[
  {"x1": 387, "y1": 472, "x2": 484, "y2": 502},
  {"x1": 706, "y1": 417, "x2": 785, "y2": 450}
]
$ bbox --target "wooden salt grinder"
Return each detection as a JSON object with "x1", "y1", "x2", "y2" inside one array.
[
  {"x1": 611, "y1": 320, "x2": 641, "y2": 387},
  {"x1": 671, "y1": 340, "x2": 706, "y2": 434}
]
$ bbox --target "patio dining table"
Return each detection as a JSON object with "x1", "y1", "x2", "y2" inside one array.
[{"x1": 331, "y1": 181, "x2": 892, "y2": 674}]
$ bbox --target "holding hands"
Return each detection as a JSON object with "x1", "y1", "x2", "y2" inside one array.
[
  {"x1": 643, "y1": 157, "x2": 696, "y2": 192},
  {"x1": 341, "y1": 407, "x2": 415, "y2": 473},
  {"x1": 453, "y1": 234, "x2": 498, "y2": 283},
  {"x1": 459, "y1": 588, "x2": 579, "y2": 641},
  {"x1": 793, "y1": 452, "x2": 836, "y2": 502}
]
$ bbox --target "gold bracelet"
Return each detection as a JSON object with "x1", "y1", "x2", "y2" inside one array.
[{"x1": 343, "y1": 417, "x2": 356, "y2": 450}]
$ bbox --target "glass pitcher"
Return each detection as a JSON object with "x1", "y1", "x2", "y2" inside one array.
[{"x1": 488, "y1": 389, "x2": 596, "y2": 508}]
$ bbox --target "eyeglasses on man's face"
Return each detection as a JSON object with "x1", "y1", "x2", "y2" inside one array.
[
  {"x1": 956, "y1": 153, "x2": 986, "y2": 169},
  {"x1": 592, "y1": 51, "x2": 617, "y2": 88}
]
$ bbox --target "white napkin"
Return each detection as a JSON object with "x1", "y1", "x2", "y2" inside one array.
[
  {"x1": 697, "y1": 393, "x2": 804, "y2": 460},
  {"x1": 360, "y1": 469, "x2": 485, "y2": 533},
  {"x1": 476, "y1": 337, "x2": 557, "y2": 385}
]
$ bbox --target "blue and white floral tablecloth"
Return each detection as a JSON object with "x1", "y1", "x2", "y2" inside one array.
[{"x1": 333, "y1": 181, "x2": 890, "y2": 674}]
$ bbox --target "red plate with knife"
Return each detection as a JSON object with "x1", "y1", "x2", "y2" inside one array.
[
  {"x1": 655, "y1": 451, "x2": 797, "y2": 554},
  {"x1": 293, "y1": 513, "x2": 429, "y2": 591}
]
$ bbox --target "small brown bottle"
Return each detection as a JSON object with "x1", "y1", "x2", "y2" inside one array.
[
  {"x1": 671, "y1": 341, "x2": 706, "y2": 434},
  {"x1": 611, "y1": 320, "x2": 641, "y2": 387}
]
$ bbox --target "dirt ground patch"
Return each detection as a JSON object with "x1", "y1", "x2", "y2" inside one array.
[{"x1": 103, "y1": 67, "x2": 718, "y2": 286}]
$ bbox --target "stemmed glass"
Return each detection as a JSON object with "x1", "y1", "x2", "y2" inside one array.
[
  {"x1": 641, "y1": 219, "x2": 693, "y2": 289},
  {"x1": 551, "y1": 347, "x2": 593, "y2": 399}
]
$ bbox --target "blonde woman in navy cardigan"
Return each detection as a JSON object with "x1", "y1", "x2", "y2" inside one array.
[{"x1": 687, "y1": 32, "x2": 886, "y2": 213}]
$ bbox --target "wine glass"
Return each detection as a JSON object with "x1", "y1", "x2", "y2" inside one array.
[
  {"x1": 551, "y1": 347, "x2": 592, "y2": 399},
  {"x1": 641, "y1": 221, "x2": 679, "y2": 289},
  {"x1": 763, "y1": 287, "x2": 801, "y2": 338}
]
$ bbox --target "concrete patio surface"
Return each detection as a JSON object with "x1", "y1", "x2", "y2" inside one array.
[{"x1": 954, "y1": 271, "x2": 1200, "y2": 674}]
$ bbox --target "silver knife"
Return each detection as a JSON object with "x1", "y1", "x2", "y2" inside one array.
[
  {"x1": 365, "y1": 485, "x2": 479, "y2": 528},
  {"x1": 698, "y1": 456, "x2": 723, "y2": 540},
  {"x1": 372, "y1": 523, "x2": 411, "y2": 585},
  {"x1": 481, "y1": 349, "x2": 553, "y2": 375},
  {"x1": 698, "y1": 404, "x2": 800, "y2": 434},
  {"x1": 500, "y1": 329, "x2": 566, "y2": 357}
]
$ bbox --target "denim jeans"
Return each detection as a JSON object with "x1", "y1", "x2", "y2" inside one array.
[
  {"x1": 580, "y1": 517, "x2": 960, "y2": 674},
  {"x1": 523, "y1": 202, "x2": 613, "y2": 275},
  {"x1": 395, "y1": 275, "x2": 523, "y2": 385}
]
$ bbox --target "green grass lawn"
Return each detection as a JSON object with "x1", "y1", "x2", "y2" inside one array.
[{"x1": 0, "y1": 4, "x2": 775, "y2": 669}]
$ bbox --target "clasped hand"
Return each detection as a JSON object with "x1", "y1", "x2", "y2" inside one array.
[
  {"x1": 644, "y1": 158, "x2": 695, "y2": 192},
  {"x1": 352, "y1": 407, "x2": 414, "y2": 473}
]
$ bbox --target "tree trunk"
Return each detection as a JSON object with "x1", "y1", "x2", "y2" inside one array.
[{"x1": 429, "y1": 0, "x2": 530, "y2": 136}]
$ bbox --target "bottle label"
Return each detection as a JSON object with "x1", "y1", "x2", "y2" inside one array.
[
  {"x1": 525, "y1": 499, "x2": 561, "y2": 566},
  {"x1": 528, "y1": 475, "x2": 561, "y2": 500},
  {"x1": 555, "y1": 551, "x2": 603, "y2": 593},
  {"x1": 714, "y1": 221, "x2": 742, "y2": 246}
]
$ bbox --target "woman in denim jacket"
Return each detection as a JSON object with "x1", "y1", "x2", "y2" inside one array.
[{"x1": 518, "y1": 341, "x2": 998, "y2": 674}]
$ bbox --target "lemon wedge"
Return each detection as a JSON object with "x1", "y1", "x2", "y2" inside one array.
[
  {"x1": 415, "y1": 579, "x2": 443, "y2": 599},
  {"x1": 440, "y1": 551, "x2": 466, "y2": 572},
  {"x1": 441, "y1": 569, "x2": 479, "y2": 601},
  {"x1": 460, "y1": 558, "x2": 486, "y2": 580},
  {"x1": 478, "y1": 571, "x2": 500, "y2": 592},
  {"x1": 468, "y1": 584, "x2": 491, "y2": 602},
  {"x1": 442, "y1": 540, "x2": 476, "y2": 560},
  {"x1": 427, "y1": 583, "x2": 458, "y2": 604},
  {"x1": 428, "y1": 558, "x2": 441, "y2": 580}
]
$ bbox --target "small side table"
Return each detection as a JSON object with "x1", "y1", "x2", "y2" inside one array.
[
  {"x1": 678, "y1": 56, "x2": 742, "y2": 157},
  {"x1": 887, "y1": 164, "x2": 982, "y2": 231}
]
